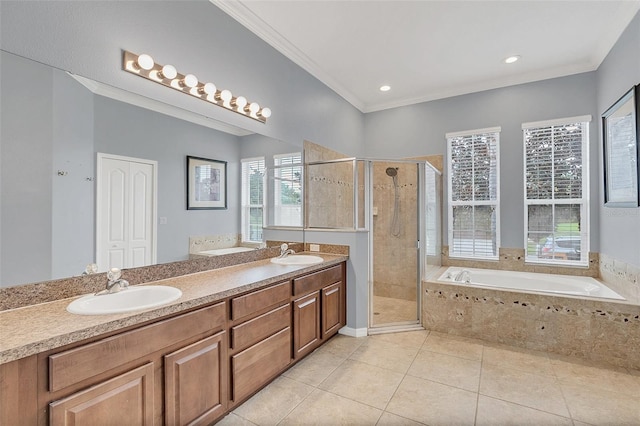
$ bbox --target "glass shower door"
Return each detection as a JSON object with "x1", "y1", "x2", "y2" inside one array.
[{"x1": 370, "y1": 161, "x2": 421, "y2": 328}]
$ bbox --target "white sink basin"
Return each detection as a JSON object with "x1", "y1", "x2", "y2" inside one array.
[
  {"x1": 270, "y1": 255, "x2": 324, "y2": 266},
  {"x1": 67, "y1": 285, "x2": 182, "y2": 315}
]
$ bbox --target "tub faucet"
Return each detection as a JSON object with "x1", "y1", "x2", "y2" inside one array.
[
  {"x1": 278, "y1": 243, "x2": 296, "y2": 258},
  {"x1": 95, "y1": 268, "x2": 129, "y2": 295},
  {"x1": 454, "y1": 269, "x2": 471, "y2": 283}
]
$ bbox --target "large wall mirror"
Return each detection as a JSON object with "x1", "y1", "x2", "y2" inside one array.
[{"x1": 0, "y1": 50, "x2": 303, "y2": 288}]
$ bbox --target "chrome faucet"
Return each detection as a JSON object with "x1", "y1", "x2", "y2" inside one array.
[
  {"x1": 96, "y1": 268, "x2": 129, "y2": 295},
  {"x1": 454, "y1": 269, "x2": 471, "y2": 283},
  {"x1": 278, "y1": 243, "x2": 296, "y2": 258}
]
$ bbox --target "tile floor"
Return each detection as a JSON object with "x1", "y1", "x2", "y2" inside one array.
[{"x1": 219, "y1": 330, "x2": 640, "y2": 426}]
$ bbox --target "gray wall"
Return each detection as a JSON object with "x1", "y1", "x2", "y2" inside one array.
[
  {"x1": 0, "y1": 1, "x2": 365, "y2": 157},
  {"x1": 596, "y1": 12, "x2": 640, "y2": 268},
  {"x1": 93, "y1": 96, "x2": 242, "y2": 264},
  {"x1": 364, "y1": 72, "x2": 599, "y2": 251},
  {"x1": 1, "y1": 53, "x2": 54, "y2": 285}
]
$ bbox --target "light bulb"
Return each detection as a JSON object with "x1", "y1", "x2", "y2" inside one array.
[
  {"x1": 199, "y1": 82, "x2": 216, "y2": 96},
  {"x1": 181, "y1": 74, "x2": 198, "y2": 88},
  {"x1": 379, "y1": 85, "x2": 391, "y2": 92},
  {"x1": 160, "y1": 64, "x2": 177, "y2": 80},
  {"x1": 234, "y1": 96, "x2": 247, "y2": 110},
  {"x1": 136, "y1": 54, "x2": 154, "y2": 71},
  {"x1": 259, "y1": 107, "x2": 272, "y2": 119},
  {"x1": 504, "y1": 55, "x2": 520, "y2": 64},
  {"x1": 249, "y1": 102, "x2": 260, "y2": 114}
]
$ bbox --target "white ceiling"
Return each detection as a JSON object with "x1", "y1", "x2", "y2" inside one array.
[{"x1": 214, "y1": 0, "x2": 639, "y2": 113}]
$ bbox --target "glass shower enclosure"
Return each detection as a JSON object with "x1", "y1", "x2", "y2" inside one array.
[{"x1": 305, "y1": 157, "x2": 441, "y2": 333}]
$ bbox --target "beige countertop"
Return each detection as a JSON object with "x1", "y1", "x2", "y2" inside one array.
[{"x1": 0, "y1": 254, "x2": 347, "y2": 364}]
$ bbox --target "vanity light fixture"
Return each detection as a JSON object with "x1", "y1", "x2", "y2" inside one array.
[{"x1": 122, "y1": 50, "x2": 272, "y2": 123}]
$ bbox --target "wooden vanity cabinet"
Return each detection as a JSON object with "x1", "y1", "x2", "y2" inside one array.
[
  {"x1": 42, "y1": 302, "x2": 227, "y2": 426},
  {"x1": 292, "y1": 264, "x2": 346, "y2": 359},
  {"x1": 228, "y1": 281, "x2": 292, "y2": 407}
]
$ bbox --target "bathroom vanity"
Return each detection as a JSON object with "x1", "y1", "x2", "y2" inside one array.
[{"x1": 0, "y1": 256, "x2": 346, "y2": 425}]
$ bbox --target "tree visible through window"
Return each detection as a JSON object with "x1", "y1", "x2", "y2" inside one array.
[
  {"x1": 523, "y1": 116, "x2": 590, "y2": 265},
  {"x1": 447, "y1": 127, "x2": 500, "y2": 259}
]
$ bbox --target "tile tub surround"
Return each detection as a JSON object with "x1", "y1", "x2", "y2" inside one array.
[
  {"x1": 0, "y1": 242, "x2": 323, "y2": 311},
  {"x1": 442, "y1": 246, "x2": 600, "y2": 277},
  {"x1": 423, "y1": 277, "x2": 640, "y2": 370},
  {"x1": 0, "y1": 253, "x2": 347, "y2": 364},
  {"x1": 600, "y1": 253, "x2": 640, "y2": 303}
]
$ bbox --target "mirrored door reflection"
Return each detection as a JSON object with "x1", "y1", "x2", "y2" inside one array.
[{"x1": 370, "y1": 161, "x2": 420, "y2": 327}]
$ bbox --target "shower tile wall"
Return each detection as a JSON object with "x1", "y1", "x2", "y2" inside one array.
[
  {"x1": 304, "y1": 141, "x2": 356, "y2": 228},
  {"x1": 373, "y1": 163, "x2": 418, "y2": 302}
]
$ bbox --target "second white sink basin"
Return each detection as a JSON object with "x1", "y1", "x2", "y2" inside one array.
[
  {"x1": 270, "y1": 255, "x2": 324, "y2": 266},
  {"x1": 67, "y1": 285, "x2": 182, "y2": 315}
]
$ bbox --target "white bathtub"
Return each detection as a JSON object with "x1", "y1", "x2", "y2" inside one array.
[
  {"x1": 437, "y1": 267, "x2": 625, "y2": 300},
  {"x1": 196, "y1": 247, "x2": 256, "y2": 256}
]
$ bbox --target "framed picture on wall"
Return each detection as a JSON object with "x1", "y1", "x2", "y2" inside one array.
[
  {"x1": 602, "y1": 84, "x2": 640, "y2": 207},
  {"x1": 186, "y1": 156, "x2": 227, "y2": 210}
]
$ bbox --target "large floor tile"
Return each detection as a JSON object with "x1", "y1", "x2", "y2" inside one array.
[
  {"x1": 386, "y1": 375, "x2": 477, "y2": 426},
  {"x1": 550, "y1": 355, "x2": 640, "y2": 395},
  {"x1": 282, "y1": 349, "x2": 345, "y2": 386},
  {"x1": 217, "y1": 413, "x2": 257, "y2": 426},
  {"x1": 422, "y1": 332, "x2": 484, "y2": 361},
  {"x1": 349, "y1": 338, "x2": 419, "y2": 373},
  {"x1": 231, "y1": 376, "x2": 314, "y2": 426},
  {"x1": 479, "y1": 363, "x2": 570, "y2": 417},
  {"x1": 369, "y1": 329, "x2": 430, "y2": 349},
  {"x1": 318, "y1": 359, "x2": 404, "y2": 409},
  {"x1": 315, "y1": 334, "x2": 367, "y2": 359},
  {"x1": 279, "y1": 388, "x2": 382, "y2": 426},
  {"x1": 482, "y1": 344, "x2": 554, "y2": 376},
  {"x1": 560, "y1": 382, "x2": 640, "y2": 425},
  {"x1": 408, "y1": 349, "x2": 481, "y2": 392},
  {"x1": 475, "y1": 395, "x2": 573, "y2": 426},
  {"x1": 376, "y1": 411, "x2": 425, "y2": 425}
]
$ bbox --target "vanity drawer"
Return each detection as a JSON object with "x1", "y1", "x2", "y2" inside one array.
[
  {"x1": 293, "y1": 265, "x2": 343, "y2": 296},
  {"x1": 230, "y1": 304, "x2": 290, "y2": 351},
  {"x1": 231, "y1": 327, "x2": 291, "y2": 403},
  {"x1": 230, "y1": 281, "x2": 291, "y2": 321},
  {"x1": 48, "y1": 302, "x2": 225, "y2": 392}
]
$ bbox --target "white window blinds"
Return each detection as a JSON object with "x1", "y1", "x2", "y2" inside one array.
[
  {"x1": 273, "y1": 153, "x2": 302, "y2": 227},
  {"x1": 241, "y1": 157, "x2": 265, "y2": 242},
  {"x1": 523, "y1": 116, "x2": 590, "y2": 265},
  {"x1": 447, "y1": 127, "x2": 500, "y2": 259}
]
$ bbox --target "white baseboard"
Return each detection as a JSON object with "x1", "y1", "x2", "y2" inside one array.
[{"x1": 339, "y1": 326, "x2": 368, "y2": 337}]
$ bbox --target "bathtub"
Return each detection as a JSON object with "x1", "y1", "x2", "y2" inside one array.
[
  {"x1": 195, "y1": 247, "x2": 256, "y2": 256},
  {"x1": 437, "y1": 267, "x2": 625, "y2": 300}
]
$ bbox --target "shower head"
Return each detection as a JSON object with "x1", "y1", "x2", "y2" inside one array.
[{"x1": 385, "y1": 167, "x2": 398, "y2": 177}]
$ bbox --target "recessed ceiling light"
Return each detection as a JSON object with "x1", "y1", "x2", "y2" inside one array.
[
  {"x1": 504, "y1": 55, "x2": 521, "y2": 64},
  {"x1": 379, "y1": 85, "x2": 391, "y2": 92}
]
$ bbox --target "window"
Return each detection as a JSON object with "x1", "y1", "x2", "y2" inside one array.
[
  {"x1": 273, "y1": 153, "x2": 302, "y2": 227},
  {"x1": 447, "y1": 127, "x2": 500, "y2": 259},
  {"x1": 523, "y1": 116, "x2": 590, "y2": 265},
  {"x1": 241, "y1": 157, "x2": 265, "y2": 243}
]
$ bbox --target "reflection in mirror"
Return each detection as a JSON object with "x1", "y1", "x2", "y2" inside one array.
[{"x1": 0, "y1": 50, "x2": 302, "y2": 288}]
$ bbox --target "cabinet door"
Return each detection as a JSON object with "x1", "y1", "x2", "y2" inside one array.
[
  {"x1": 49, "y1": 363, "x2": 154, "y2": 426},
  {"x1": 292, "y1": 291, "x2": 320, "y2": 359},
  {"x1": 164, "y1": 332, "x2": 227, "y2": 426},
  {"x1": 321, "y1": 281, "x2": 345, "y2": 338}
]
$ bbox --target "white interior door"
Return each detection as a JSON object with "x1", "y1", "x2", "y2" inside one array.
[{"x1": 97, "y1": 153, "x2": 157, "y2": 272}]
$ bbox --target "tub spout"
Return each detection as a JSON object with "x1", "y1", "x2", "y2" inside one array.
[{"x1": 454, "y1": 269, "x2": 471, "y2": 283}]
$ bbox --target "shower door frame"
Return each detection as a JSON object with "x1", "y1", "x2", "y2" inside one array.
[{"x1": 367, "y1": 159, "x2": 426, "y2": 333}]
